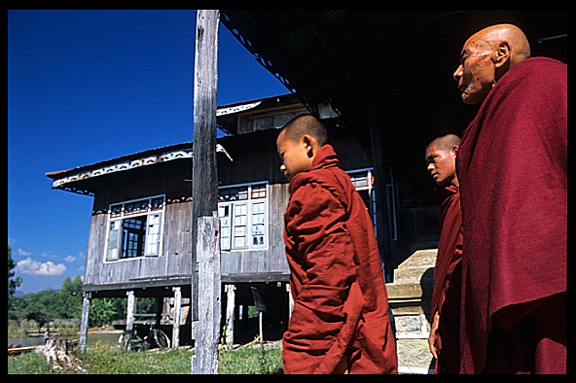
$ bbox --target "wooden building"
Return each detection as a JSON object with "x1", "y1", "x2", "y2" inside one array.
[
  {"x1": 47, "y1": 10, "x2": 565, "y2": 359},
  {"x1": 219, "y1": 10, "x2": 567, "y2": 279},
  {"x1": 215, "y1": 10, "x2": 566, "y2": 372},
  {"x1": 46, "y1": 93, "x2": 381, "y2": 346}
]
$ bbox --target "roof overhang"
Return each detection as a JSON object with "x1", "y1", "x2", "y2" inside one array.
[
  {"x1": 220, "y1": 10, "x2": 567, "y2": 164},
  {"x1": 46, "y1": 143, "x2": 194, "y2": 196}
]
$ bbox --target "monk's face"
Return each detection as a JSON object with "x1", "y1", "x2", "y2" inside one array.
[
  {"x1": 276, "y1": 131, "x2": 313, "y2": 181},
  {"x1": 425, "y1": 145, "x2": 457, "y2": 187},
  {"x1": 453, "y1": 37, "x2": 497, "y2": 105}
]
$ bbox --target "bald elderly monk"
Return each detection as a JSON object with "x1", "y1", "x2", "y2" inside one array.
[
  {"x1": 425, "y1": 134, "x2": 463, "y2": 374},
  {"x1": 277, "y1": 114, "x2": 397, "y2": 374},
  {"x1": 453, "y1": 24, "x2": 566, "y2": 374}
]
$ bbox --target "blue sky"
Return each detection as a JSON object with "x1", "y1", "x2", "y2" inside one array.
[{"x1": 8, "y1": 10, "x2": 288, "y2": 293}]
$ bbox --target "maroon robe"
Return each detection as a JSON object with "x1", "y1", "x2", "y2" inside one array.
[
  {"x1": 430, "y1": 185, "x2": 463, "y2": 374},
  {"x1": 282, "y1": 144, "x2": 398, "y2": 374},
  {"x1": 457, "y1": 57, "x2": 567, "y2": 374}
]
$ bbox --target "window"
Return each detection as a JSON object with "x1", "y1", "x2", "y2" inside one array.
[
  {"x1": 218, "y1": 183, "x2": 268, "y2": 251},
  {"x1": 105, "y1": 195, "x2": 165, "y2": 261},
  {"x1": 347, "y1": 169, "x2": 378, "y2": 236}
]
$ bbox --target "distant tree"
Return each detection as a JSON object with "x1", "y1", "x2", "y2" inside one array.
[
  {"x1": 8, "y1": 245, "x2": 22, "y2": 298},
  {"x1": 27, "y1": 309, "x2": 49, "y2": 332},
  {"x1": 59, "y1": 276, "x2": 83, "y2": 318}
]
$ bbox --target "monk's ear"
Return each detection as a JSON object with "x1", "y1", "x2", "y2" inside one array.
[
  {"x1": 301, "y1": 135, "x2": 314, "y2": 157},
  {"x1": 494, "y1": 41, "x2": 511, "y2": 68}
]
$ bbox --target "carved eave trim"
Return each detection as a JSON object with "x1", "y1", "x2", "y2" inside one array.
[{"x1": 49, "y1": 148, "x2": 193, "y2": 193}]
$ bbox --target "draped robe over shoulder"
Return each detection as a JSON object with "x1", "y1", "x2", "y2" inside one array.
[
  {"x1": 282, "y1": 144, "x2": 397, "y2": 374},
  {"x1": 457, "y1": 57, "x2": 567, "y2": 374},
  {"x1": 430, "y1": 185, "x2": 463, "y2": 374}
]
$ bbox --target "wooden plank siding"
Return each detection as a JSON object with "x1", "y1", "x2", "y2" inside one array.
[
  {"x1": 83, "y1": 200, "x2": 193, "y2": 292},
  {"x1": 220, "y1": 183, "x2": 290, "y2": 282},
  {"x1": 77, "y1": 122, "x2": 373, "y2": 293},
  {"x1": 83, "y1": 161, "x2": 194, "y2": 292}
]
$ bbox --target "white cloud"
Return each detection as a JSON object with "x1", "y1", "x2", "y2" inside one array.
[
  {"x1": 64, "y1": 255, "x2": 76, "y2": 263},
  {"x1": 16, "y1": 248, "x2": 32, "y2": 256},
  {"x1": 15, "y1": 257, "x2": 67, "y2": 276}
]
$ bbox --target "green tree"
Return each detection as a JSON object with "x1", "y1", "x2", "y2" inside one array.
[
  {"x1": 8, "y1": 245, "x2": 22, "y2": 298},
  {"x1": 89, "y1": 298, "x2": 117, "y2": 327},
  {"x1": 58, "y1": 276, "x2": 83, "y2": 318}
]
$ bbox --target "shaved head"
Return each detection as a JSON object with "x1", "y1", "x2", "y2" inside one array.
[
  {"x1": 281, "y1": 114, "x2": 328, "y2": 147},
  {"x1": 465, "y1": 23, "x2": 530, "y2": 68},
  {"x1": 425, "y1": 134, "x2": 460, "y2": 188},
  {"x1": 426, "y1": 134, "x2": 461, "y2": 154},
  {"x1": 454, "y1": 23, "x2": 531, "y2": 105},
  {"x1": 276, "y1": 114, "x2": 327, "y2": 181}
]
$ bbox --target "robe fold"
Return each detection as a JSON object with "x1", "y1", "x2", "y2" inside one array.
[
  {"x1": 282, "y1": 144, "x2": 398, "y2": 374},
  {"x1": 457, "y1": 57, "x2": 567, "y2": 374},
  {"x1": 430, "y1": 185, "x2": 463, "y2": 374}
]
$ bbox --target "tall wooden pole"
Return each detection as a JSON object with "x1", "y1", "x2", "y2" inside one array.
[
  {"x1": 191, "y1": 9, "x2": 220, "y2": 374},
  {"x1": 79, "y1": 292, "x2": 91, "y2": 353},
  {"x1": 192, "y1": 213, "x2": 221, "y2": 374}
]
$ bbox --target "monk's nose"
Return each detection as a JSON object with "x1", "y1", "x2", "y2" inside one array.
[
  {"x1": 280, "y1": 164, "x2": 286, "y2": 173},
  {"x1": 453, "y1": 64, "x2": 463, "y2": 81}
]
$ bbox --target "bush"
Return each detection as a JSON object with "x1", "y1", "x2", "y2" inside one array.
[{"x1": 8, "y1": 352, "x2": 53, "y2": 374}]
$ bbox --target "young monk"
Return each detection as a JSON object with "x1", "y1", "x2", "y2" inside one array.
[
  {"x1": 425, "y1": 134, "x2": 463, "y2": 374},
  {"x1": 453, "y1": 24, "x2": 566, "y2": 374},
  {"x1": 276, "y1": 114, "x2": 398, "y2": 374}
]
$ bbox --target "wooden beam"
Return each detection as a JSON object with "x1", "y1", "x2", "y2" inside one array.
[
  {"x1": 172, "y1": 286, "x2": 182, "y2": 348},
  {"x1": 79, "y1": 292, "x2": 91, "y2": 353},
  {"x1": 191, "y1": 9, "x2": 221, "y2": 375},
  {"x1": 224, "y1": 284, "x2": 236, "y2": 347},
  {"x1": 125, "y1": 290, "x2": 136, "y2": 333},
  {"x1": 191, "y1": 9, "x2": 220, "y2": 322},
  {"x1": 191, "y1": 213, "x2": 221, "y2": 374}
]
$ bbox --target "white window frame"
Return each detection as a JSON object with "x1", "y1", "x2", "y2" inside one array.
[
  {"x1": 347, "y1": 168, "x2": 378, "y2": 235},
  {"x1": 104, "y1": 194, "x2": 166, "y2": 262},
  {"x1": 218, "y1": 182, "x2": 268, "y2": 251}
]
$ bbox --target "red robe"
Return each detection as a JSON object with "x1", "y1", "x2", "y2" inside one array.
[
  {"x1": 430, "y1": 185, "x2": 463, "y2": 374},
  {"x1": 282, "y1": 144, "x2": 398, "y2": 374},
  {"x1": 457, "y1": 57, "x2": 567, "y2": 374}
]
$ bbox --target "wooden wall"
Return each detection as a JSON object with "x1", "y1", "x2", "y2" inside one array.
[
  {"x1": 84, "y1": 163, "x2": 193, "y2": 291},
  {"x1": 220, "y1": 183, "x2": 290, "y2": 282},
  {"x1": 82, "y1": 123, "x2": 374, "y2": 292}
]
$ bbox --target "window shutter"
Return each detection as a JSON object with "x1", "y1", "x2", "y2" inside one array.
[
  {"x1": 106, "y1": 220, "x2": 121, "y2": 261},
  {"x1": 233, "y1": 203, "x2": 248, "y2": 248},
  {"x1": 218, "y1": 205, "x2": 231, "y2": 251},
  {"x1": 251, "y1": 201, "x2": 266, "y2": 247},
  {"x1": 144, "y1": 213, "x2": 162, "y2": 257}
]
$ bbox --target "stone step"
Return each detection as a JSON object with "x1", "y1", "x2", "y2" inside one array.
[{"x1": 385, "y1": 249, "x2": 438, "y2": 374}]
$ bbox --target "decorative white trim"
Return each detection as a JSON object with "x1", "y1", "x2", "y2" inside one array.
[
  {"x1": 216, "y1": 100, "x2": 262, "y2": 116},
  {"x1": 51, "y1": 148, "x2": 193, "y2": 189}
]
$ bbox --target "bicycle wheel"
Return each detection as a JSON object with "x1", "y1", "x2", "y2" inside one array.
[
  {"x1": 153, "y1": 329, "x2": 171, "y2": 350},
  {"x1": 121, "y1": 332, "x2": 133, "y2": 352}
]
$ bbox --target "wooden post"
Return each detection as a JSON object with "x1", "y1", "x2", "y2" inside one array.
[
  {"x1": 190, "y1": 9, "x2": 221, "y2": 375},
  {"x1": 79, "y1": 292, "x2": 91, "y2": 353},
  {"x1": 172, "y1": 286, "x2": 182, "y2": 348},
  {"x1": 224, "y1": 284, "x2": 236, "y2": 347},
  {"x1": 191, "y1": 213, "x2": 221, "y2": 374},
  {"x1": 191, "y1": 9, "x2": 220, "y2": 320},
  {"x1": 126, "y1": 290, "x2": 136, "y2": 334}
]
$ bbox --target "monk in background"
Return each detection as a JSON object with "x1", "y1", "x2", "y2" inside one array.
[
  {"x1": 277, "y1": 114, "x2": 397, "y2": 374},
  {"x1": 425, "y1": 134, "x2": 463, "y2": 374},
  {"x1": 453, "y1": 24, "x2": 566, "y2": 374}
]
